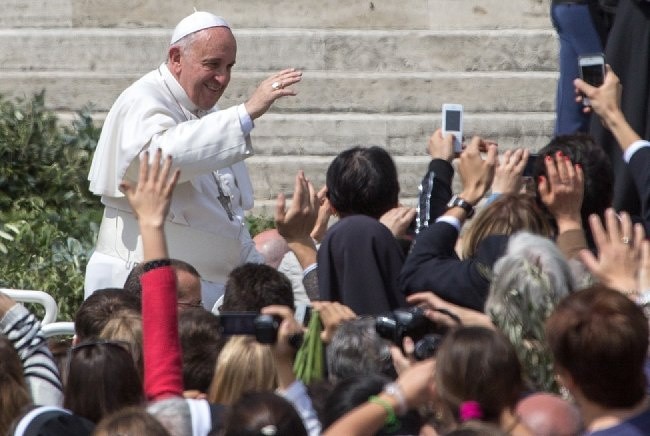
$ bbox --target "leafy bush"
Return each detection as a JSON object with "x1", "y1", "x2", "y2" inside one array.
[
  {"x1": 0, "y1": 93, "x2": 102, "y2": 320},
  {"x1": 0, "y1": 93, "x2": 275, "y2": 321}
]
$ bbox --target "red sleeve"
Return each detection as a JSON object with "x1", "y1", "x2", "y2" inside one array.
[{"x1": 142, "y1": 265, "x2": 183, "y2": 400}]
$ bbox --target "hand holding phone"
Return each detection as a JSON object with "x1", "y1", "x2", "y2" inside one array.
[
  {"x1": 578, "y1": 53, "x2": 605, "y2": 106},
  {"x1": 442, "y1": 103, "x2": 463, "y2": 153}
]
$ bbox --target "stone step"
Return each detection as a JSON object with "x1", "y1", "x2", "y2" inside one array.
[
  {"x1": 0, "y1": 70, "x2": 558, "y2": 113},
  {"x1": 246, "y1": 155, "x2": 435, "y2": 202},
  {"x1": 3, "y1": 0, "x2": 552, "y2": 30},
  {"x1": 251, "y1": 112, "x2": 554, "y2": 156},
  {"x1": 57, "y1": 111, "x2": 554, "y2": 156},
  {"x1": 0, "y1": 28, "x2": 558, "y2": 74}
]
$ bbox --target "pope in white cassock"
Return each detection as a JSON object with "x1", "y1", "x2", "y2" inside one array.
[{"x1": 85, "y1": 11, "x2": 302, "y2": 310}]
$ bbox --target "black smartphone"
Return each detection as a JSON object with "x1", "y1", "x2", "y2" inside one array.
[{"x1": 218, "y1": 312, "x2": 258, "y2": 335}]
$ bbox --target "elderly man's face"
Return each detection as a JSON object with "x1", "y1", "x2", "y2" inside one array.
[{"x1": 170, "y1": 26, "x2": 237, "y2": 110}]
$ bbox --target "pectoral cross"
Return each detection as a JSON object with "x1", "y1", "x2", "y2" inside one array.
[{"x1": 213, "y1": 172, "x2": 234, "y2": 221}]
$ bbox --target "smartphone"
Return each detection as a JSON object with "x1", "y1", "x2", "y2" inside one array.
[
  {"x1": 442, "y1": 103, "x2": 463, "y2": 153},
  {"x1": 578, "y1": 53, "x2": 605, "y2": 106},
  {"x1": 523, "y1": 154, "x2": 539, "y2": 178}
]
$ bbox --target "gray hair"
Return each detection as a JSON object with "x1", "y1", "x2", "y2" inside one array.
[
  {"x1": 486, "y1": 231, "x2": 575, "y2": 391},
  {"x1": 168, "y1": 30, "x2": 201, "y2": 60},
  {"x1": 147, "y1": 398, "x2": 192, "y2": 436},
  {"x1": 326, "y1": 317, "x2": 392, "y2": 383}
]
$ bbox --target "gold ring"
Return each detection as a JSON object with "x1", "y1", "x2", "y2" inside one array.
[
  {"x1": 621, "y1": 236, "x2": 631, "y2": 245},
  {"x1": 271, "y1": 81, "x2": 282, "y2": 90}
]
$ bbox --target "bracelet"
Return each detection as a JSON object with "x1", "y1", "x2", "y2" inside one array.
[
  {"x1": 368, "y1": 395, "x2": 400, "y2": 432},
  {"x1": 383, "y1": 382, "x2": 408, "y2": 416},
  {"x1": 142, "y1": 259, "x2": 172, "y2": 272}
]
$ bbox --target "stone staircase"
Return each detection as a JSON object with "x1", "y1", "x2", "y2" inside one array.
[{"x1": 0, "y1": 0, "x2": 557, "y2": 214}]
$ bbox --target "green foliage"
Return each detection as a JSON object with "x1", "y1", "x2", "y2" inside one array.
[
  {"x1": 0, "y1": 93, "x2": 102, "y2": 321},
  {"x1": 245, "y1": 214, "x2": 275, "y2": 237}
]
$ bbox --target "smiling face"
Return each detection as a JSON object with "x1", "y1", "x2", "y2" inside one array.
[{"x1": 168, "y1": 26, "x2": 237, "y2": 110}]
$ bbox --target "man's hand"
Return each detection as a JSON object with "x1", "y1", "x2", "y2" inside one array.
[
  {"x1": 380, "y1": 206, "x2": 416, "y2": 238},
  {"x1": 311, "y1": 301, "x2": 356, "y2": 344},
  {"x1": 458, "y1": 137, "x2": 498, "y2": 205},
  {"x1": 491, "y1": 148, "x2": 528, "y2": 195},
  {"x1": 579, "y1": 209, "x2": 646, "y2": 295},
  {"x1": 245, "y1": 68, "x2": 302, "y2": 119},
  {"x1": 538, "y1": 151, "x2": 584, "y2": 232},
  {"x1": 427, "y1": 128, "x2": 455, "y2": 162},
  {"x1": 261, "y1": 305, "x2": 305, "y2": 390},
  {"x1": 275, "y1": 170, "x2": 319, "y2": 244}
]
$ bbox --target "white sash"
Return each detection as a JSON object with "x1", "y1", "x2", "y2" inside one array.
[{"x1": 94, "y1": 207, "x2": 241, "y2": 285}]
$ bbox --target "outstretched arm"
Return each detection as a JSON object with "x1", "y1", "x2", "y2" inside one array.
[{"x1": 121, "y1": 149, "x2": 183, "y2": 401}]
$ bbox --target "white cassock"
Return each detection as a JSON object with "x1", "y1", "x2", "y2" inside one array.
[{"x1": 85, "y1": 63, "x2": 264, "y2": 309}]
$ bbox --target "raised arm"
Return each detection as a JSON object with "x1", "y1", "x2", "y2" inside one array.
[{"x1": 120, "y1": 149, "x2": 183, "y2": 400}]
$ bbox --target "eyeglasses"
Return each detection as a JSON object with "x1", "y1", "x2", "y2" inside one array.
[{"x1": 177, "y1": 300, "x2": 203, "y2": 308}]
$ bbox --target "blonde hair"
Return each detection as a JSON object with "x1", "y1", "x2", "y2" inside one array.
[
  {"x1": 462, "y1": 194, "x2": 552, "y2": 259},
  {"x1": 208, "y1": 336, "x2": 277, "y2": 405},
  {"x1": 99, "y1": 310, "x2": 143, "y2": 379}
]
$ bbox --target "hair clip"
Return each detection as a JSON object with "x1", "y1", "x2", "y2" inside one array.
[
  {"x1": 459, "y1": 400, "x2": 483, "y2": 422},
  {"x1": 260, "y1": 425, "x2": 277, "y2": 435}
]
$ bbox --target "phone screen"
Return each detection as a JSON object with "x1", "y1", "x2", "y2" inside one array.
[
  {"x1": 218, "y1": 313, "x2": 258, "y2": 335},
  {"x1": 581, "y1": 64, "x2": 604, "y2": 87},
  {"x1": 445, "y1": 110, "x2": 462, "y2": 131}
]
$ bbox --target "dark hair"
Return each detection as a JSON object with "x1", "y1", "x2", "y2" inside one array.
[
  {"x1": 436, "y1": 327, "x2": 523, "y2": 424},
  {"x1": 533, "y1": 134, "x2": 613, "y2": 241},
  {"x1": 123, "y1": 259, "x2": 200, "y2": 300},
  {"x1": 220, "y1": 391, "x2": 307, "y2": 436},
  {"x1": 93, "y1": 406, "x2": 171, "y2": 436},
  {"x1": 322, "y1": 375, "x2": 421, "y2": 434},
  {"x1": 0, "y1": 335, "x2": 31, "y2": 435},
  {"x1": 326, "y1": 146, "x2": 399, "y2": 219},
  {"x1": 545, "y1": 284, "x2": 648, "y2": 408},
  {"x1": 221, "y1": 263, "x2": 294, "y2": 312},
  {"x1": 64, "y1": 341, "x2": 144, "y2": 423},
  {"x1": 74, "y1": 288, "x2": 141, "y2": 342},
  {"x1": 178, "y1": 307, "x2": 226, "y2": 392}
]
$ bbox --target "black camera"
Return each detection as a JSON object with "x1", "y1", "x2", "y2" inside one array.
[
  {"x1": 375, "y1": 306, "x2": 447, "y2": 360},
  {"x1": 217, "y1": 313, "x2": 281, "y2": 344}
]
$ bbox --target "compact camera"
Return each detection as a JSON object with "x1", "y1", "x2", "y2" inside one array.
[
  {"x1": 375, "y1": 306, "x2": 448, "y2": 360},
  {"x1": 217, "y1": 312, "x2": 281, "y2": 344}
]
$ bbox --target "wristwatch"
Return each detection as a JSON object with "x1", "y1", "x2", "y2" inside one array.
[{"x1": 446, "y1": 195, "x2": 475, "y2": 218}]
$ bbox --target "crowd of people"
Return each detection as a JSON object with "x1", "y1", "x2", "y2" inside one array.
[{"x1": 2, "y1": 4, "x2": 650, "y2": 436}]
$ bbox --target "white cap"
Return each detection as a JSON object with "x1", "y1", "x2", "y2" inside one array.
[{"x1": 170, "y1": 11, "x2": 230, "y2": 45}]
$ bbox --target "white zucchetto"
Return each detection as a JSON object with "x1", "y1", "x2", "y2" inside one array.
[{"x1": 170, "y1": 11, "x2": 230, "y2": 45}]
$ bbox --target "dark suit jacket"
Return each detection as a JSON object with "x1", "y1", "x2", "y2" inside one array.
[{"x1": 399, "y1": 221, "x2": 508, "y2": 312}]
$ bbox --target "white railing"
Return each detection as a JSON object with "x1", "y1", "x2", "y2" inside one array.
[
  {"x1": 0, "y1": 288, "x2": 59, "y2": 325},
  {"x1": 41, "y1": 322, "x2": 75, "y2": 338}
]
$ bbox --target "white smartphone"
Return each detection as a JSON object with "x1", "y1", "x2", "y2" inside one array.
[
  {"x1": 578, "y1": 53, "x2": 605, "y2": 106},
  {"x1": 442, "y1": 103, "x2": 463, "y2": 152}
]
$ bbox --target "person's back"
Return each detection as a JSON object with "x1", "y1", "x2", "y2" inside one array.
[{"x1": 318, "y1": 146, "x2": 406, "y2": 315}]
